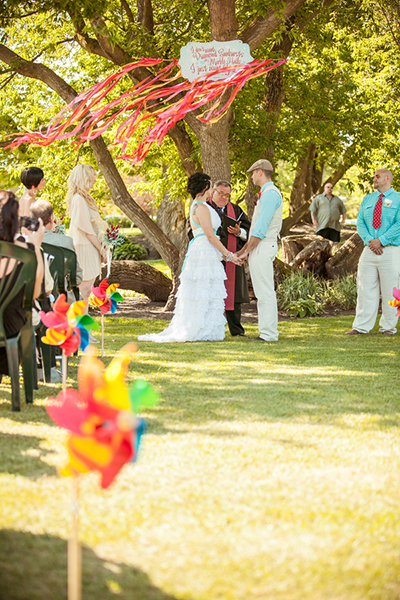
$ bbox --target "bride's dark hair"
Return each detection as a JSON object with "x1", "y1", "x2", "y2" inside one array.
[{"x1": 187, "y1": 173, "x2": 211, "y2": 199}]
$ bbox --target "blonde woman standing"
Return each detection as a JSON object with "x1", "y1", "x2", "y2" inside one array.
[{"x1": 67, "y1": 164, "x2": 108, "y2": 305}]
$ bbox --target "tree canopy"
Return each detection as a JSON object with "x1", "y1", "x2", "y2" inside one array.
[{"x1": 0, "y1": 0, "x2": 399, "y2": 275}]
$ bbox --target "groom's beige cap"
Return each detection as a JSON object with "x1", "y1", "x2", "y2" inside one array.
[{"x1": 247, "y1": 159, "x2": 273, "y2": 173}]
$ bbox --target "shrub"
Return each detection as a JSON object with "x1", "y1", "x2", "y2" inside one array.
[
  {"x1": 285, "y1": 297, "x2": 325, "y2": 318},
  {"x1": 323, "y1": 275, "x2": 357, "y2": 310},
  {"x1": 277, "y1": 271, "x2": 325, "y2": 318},
  {"x1": 112, "y1": 239, "x2": 146, "y2": 261}
]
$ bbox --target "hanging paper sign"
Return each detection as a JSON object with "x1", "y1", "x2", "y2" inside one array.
[{"x1": 179, "y1": 40, "x2": 253, "y2": 82}]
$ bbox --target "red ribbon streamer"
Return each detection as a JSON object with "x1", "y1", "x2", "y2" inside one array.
[{"x1": 7, "y1": 57, "x2": 286, "y2": 163}]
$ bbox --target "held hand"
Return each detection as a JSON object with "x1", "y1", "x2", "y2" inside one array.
[
  {"x1": 22, "y1": 218, "x2": 44, "y2": 248},
  {"x1": 227, "y1": 221, "x2": 241, "y2": 236},
  {"x1": 368, "y1": 238, "x2": 382, "y2": 253},
  {"x1": 236, "y1": 247, "x2": 248, "y2": 260},
  {"x1": 232, "y1": 254, "x2": 244, "y2": 265}
]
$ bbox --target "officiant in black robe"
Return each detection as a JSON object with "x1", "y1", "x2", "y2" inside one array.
[{"x1": 209, "y1": 181, "x2": 251, "y2": 336}]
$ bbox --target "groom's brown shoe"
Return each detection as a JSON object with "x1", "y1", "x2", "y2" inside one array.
[{"x1": 345, "y1": 329, "x2": 364, "y2": 335}]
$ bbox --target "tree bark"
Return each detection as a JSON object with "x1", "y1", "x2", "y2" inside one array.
[
  {"x1": 289, "y1": 143, "x2": 316, "y2": 215},
  {"x1": 325, "y1": 232, "x2": 364, "y2": 279},
  {"x1": 289, "y1": 237, "x2": 332, "y2": 276},
  {"x1": 281, "y1": 234, "x2": 317, "y2": 264},
  {"x1": 240, "y1": 0, "x2": 308, "y2": 50},
  {"x1": 101, "y1": 260, "x2": 172, "y2": 301},
  {"x1": 199, "y1": 109, "x2": 233, "y2": 180}
]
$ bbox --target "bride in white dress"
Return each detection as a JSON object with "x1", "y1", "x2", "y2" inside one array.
[{"x1": 138, "y1": 173, "x2": 242, "y2": 343}]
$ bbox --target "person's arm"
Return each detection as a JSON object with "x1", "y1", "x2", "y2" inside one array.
[
  {"x1": 194, "y1": 204, "x2": 242, "y2": 264},
  {"x1": 236, "y1": 235, "x2": 262, "y2": 259},
  {"x1": 341, "y1": 212, "x2": 347, "y2": 225},
  {"x1": 309, "y1": 198, "x2": 318, "y2": 228},
  {"x1": 237, "y1": 190, "x2": 281, "y2": 258},
  {"x1": 311, "y1": 212, "x2": 318, "y2": 227},
  {"x1": 84, "y1": 232, "x2": 107, "y2": 261},
  {"x1": 357, "y1": 198, "x2": 374, "y2": 244}
]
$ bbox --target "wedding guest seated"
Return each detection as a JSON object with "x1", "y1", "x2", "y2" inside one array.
[
  {"x1": 19, "y1": 167, "x2": 46, "y2": 218},
  {"x1": 0, "y1": 190, "x2": 44, "y2": 381},
  {"x1": 30, "y1": 199, "x2": 83, "y2": 303}
]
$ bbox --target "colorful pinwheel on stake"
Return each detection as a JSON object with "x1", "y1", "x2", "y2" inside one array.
[
  {"x1": 388, "y1": 287, "x2": 400, "y2": 316},
  {"x1": 40, "y1": 294, "x2": 99, "y2": 355},
  {"x1": 46, "y1": 344, "x2": 158, "y2": 489},
  {"x1": 90, "y1": 278, "x2": 124, "y2": 315}
]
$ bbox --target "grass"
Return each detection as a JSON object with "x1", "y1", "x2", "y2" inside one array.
[{"x1": 1, "y1": 316, "x2": 400, "y2": 600}]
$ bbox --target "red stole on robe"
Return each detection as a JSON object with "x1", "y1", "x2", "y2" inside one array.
[{"x1": 224, "y1": 202, "x2": 237, "y2": 311}]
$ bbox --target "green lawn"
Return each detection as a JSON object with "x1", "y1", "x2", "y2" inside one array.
[{"x1": 1, "y1": 316, "x2": 400, "y2": 600}]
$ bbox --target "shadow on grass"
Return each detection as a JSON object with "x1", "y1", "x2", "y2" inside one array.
[
  {"x1": 0, "y1": 529, "x2": 180, "y2": 600},
  {"x1": 1, "y1": 316, "x2": 399, "y2": 432},
  {"x1": 0, "y1": 432, "x2": 56, "y2": 478}
]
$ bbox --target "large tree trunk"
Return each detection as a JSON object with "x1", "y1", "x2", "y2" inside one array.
[
  {"x1": 199, "y1": 110, "x2": 233, "y2": 180},
  {"x1": 325, "y1": 233, "x2": 364, "y2": 279},
  {"x1": 101, "y1": 260, "x2": 172, "y2": 301},
  {"x1": 289, "y1": 143, "x2": 316, "y2": 215}
]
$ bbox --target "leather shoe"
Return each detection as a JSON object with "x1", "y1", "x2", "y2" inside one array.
[
  {"x1": 345, "y1": 329, "x2": 364, "y2": 335},
  {"x1": 381, "y1": 330, "x2": 395, "y2": 335},
  {"x1": 233, "y1": 332, "x2": 246, "y2": 337}
]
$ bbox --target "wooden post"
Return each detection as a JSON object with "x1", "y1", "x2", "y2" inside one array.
[
  {"x1": 101, "y1": 315, "x2": 104, "y2": 358},
  {"x1": 62, "y1": 349, "x2": 67, "y2": 392},
  {"x1": 68, "y1": 477, "x2": 81, "y2": 600}
]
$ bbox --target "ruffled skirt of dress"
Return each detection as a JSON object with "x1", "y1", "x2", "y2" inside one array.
[{"x1": 138, "y1": 236, "x2": 227, "y2": 343}]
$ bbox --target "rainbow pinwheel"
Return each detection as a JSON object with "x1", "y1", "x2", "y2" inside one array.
[
  {"x1": 90, "y1": 278, "x2": 124, "y2": 315},
  {"x1": 388, "y1": 287, "x2": 400, "y2": 316},
  {"x1": 46, "y1": 344, "x2": 158, "y2": 489},
  {"x1": 40, "y1": 294, "x2": 99, "y2": 355}
]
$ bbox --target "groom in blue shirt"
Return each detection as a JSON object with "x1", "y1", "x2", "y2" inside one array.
[{"x1": 346, "y1": 168, "x2": 400, "y2": 335}]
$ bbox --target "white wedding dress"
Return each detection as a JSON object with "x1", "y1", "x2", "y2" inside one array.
[{"x1": 138, "y1": 202, "x2": 227, "y2": 343}]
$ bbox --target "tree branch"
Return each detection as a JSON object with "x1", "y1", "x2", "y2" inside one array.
[
  {"x1": 121, "y1": 0, "x2": 135, "y2": 25},
  {"x1": 137, "y1": 0, "x2": 154, "y2": 34},
  {"x1": 0, "y1": 43, "x2": 180, "y2": 274},
  {"x1": 240, "y1": 0, "x2": 308, "y2": 51}
]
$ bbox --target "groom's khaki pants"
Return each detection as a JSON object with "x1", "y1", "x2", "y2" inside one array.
[
  {"x1": 353, "y1": 245, "x2": 400, "y2": 334},
  {"x1": 248, "y1": 241, "x2": 279, "y2": 341}
]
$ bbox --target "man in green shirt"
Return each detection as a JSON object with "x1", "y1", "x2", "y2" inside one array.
[{"x1": 309, "y1": 183, "x2": 347, "y2": 247}]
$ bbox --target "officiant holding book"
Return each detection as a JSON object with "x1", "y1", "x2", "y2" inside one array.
[{"x1": 209, "y1": 180, "x2": 251, "y2": 336}]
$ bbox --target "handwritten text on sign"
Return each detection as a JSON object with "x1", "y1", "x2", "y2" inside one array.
[{"x1": 179, "y1": 41, "x2": 253, "y2": 82}]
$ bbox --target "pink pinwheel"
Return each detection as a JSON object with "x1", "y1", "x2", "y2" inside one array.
[
  {"x1": 40, "y1": 294, "x2": 99, "y2": 356},
  {"x1": 388, "y1": 287, "x2": 400, "y2": 316},
  {"x1": 90, "y1": 278, "x2": 124, "y2": 315}
]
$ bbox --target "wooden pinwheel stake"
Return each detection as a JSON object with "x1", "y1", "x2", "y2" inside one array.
[
  {"x1": 90, "y1": 279, "x2": 124, "y2": 358},
  {"x1": 68, "y1": 477, "x2": 81, "y2": 600},
  {"x1": 46, "y1": 344, "x2": 159, "y2": 600},
  {"x1": 101, "y1": 314, "x2": 104, "y2": 358}
]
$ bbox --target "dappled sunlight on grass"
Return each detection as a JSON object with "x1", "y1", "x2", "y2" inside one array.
[{"x1": 1, "y1": 315, "x2": 400, "y2": 599}]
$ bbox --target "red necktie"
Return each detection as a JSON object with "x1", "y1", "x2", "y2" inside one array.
[
  {"x1": 254, "y1": 191, "x2": 261, "y2": 207},
  {"x1": 372, "y1": 193, "x2": 383, "y2": 229}
]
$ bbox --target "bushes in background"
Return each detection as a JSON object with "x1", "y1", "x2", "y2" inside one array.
[{"x1": 277, "y1": 271, "x2": 357, "y2": 317}]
